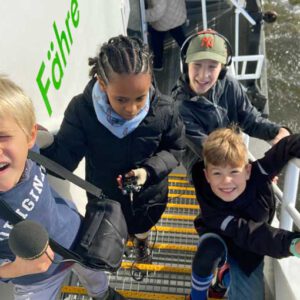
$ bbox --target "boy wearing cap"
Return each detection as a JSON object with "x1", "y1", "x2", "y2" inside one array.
[{"x1": 172, "y1": 29, "x2": 290, "y2": 179}]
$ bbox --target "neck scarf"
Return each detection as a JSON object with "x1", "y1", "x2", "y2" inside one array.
[{"x1": 92, "y1": 81, "x2": 150, "y2": 138}]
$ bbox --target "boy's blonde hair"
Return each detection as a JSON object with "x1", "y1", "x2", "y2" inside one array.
[
  {"x1": 203, "y1": 126, "x2": 248, "y2": 167},
  {"x1": 0, "y1": 75, "x2": 36, "y2": 138}
]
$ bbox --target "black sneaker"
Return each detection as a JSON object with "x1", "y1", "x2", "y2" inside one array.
[
  {"x1": 94, "y1": 287, "x2": 126, "y2": 300},
  {"x1": 133, "y1": 236, "x2": 152, "y2": 263}
]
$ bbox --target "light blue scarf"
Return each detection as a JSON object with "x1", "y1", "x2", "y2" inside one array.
[{"x1": 92, "y1": 81, "x2": 150, "y2": 138}]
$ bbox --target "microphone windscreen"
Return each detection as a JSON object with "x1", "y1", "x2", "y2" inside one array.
[{"x1": 9, "y1": 220, "x2": 49, "y2": 260}]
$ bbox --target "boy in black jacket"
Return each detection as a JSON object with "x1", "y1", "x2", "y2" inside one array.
[
  {"x1": 172, "y1": 29, "x2": 290, "y2": 179},
  {"x1": 189, "y1": 127, "x2": 300, "y2": 300}
]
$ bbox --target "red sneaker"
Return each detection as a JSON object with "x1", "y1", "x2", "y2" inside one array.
[{"x1": 208, "y1": 263, "x2": 230, "y2": 298}]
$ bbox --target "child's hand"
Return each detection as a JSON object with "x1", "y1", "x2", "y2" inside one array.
[
  {"x1": 271, "y1": 127, "x2": 290, "y2": 145},
  {"x1": 129, "y1": 168, "x2": 147, "y2": 186},
  {"x1": 116, "y1": 169, "x2": 147, "y2": 196},
  {"x1": 116, "y1": 174, "x2": 124, "y2": 190}
]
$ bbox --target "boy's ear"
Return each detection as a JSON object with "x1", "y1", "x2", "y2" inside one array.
[
  {"x1": 203, "y1": 168, "x2": 210, "y2": 183},
  {"x1": 28, "y1": 124, "x2": 38, "y2": 149},
  {"x1": 245, "y1": 163, "x2": 252, "y2": 180}
]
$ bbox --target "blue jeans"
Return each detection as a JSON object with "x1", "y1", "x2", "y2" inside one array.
[{"x1": 228, "y1": 257, "x2": 264, "y2": 300}]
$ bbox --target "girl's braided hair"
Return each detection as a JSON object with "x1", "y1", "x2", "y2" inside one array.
[{"x1": 88, "y1": 35, "x2": 153, "y2": 84}]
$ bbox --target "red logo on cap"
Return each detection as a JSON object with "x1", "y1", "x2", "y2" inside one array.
[{"x1": 201, "y1": 37, "x2": 214, "y2": 48}]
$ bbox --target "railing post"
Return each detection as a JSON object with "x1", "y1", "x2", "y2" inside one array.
[
  {"x1": 280, "y1": 162, "x2": 300, "y2": 231},
  {"x1": 201, "y1": 0, "x2": 207, "y2": 30}
]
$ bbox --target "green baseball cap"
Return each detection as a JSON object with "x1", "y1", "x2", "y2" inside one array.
[{"x1": 185, "y1": 32, "x2": 228, "y2": 65}]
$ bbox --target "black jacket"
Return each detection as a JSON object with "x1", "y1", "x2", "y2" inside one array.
[
  {"x1": 192, "y1": 134, "x2": 300, "y2": 275},
  {"x1": 172, "y1": 74, "x2": 281, "y2": 175},
  {"x1": 42, "y1": 79, "x2": 185, "y2": 230}
]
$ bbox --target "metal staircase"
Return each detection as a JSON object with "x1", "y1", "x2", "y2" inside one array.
[{"x1": 59, "y1": 173, "x2": 222, "y2": 300}]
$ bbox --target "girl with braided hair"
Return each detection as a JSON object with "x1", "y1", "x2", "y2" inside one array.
[{"x1": 40, "y1": 35, "x2": 185, "y2": 263}]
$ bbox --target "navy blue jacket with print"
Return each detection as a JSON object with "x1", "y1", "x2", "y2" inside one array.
[
  {"x1": 172, "y1": 74, "x2": 281, "y2": 175},
  {"x1": 192, "y1": 134, "x2": 300, "y2": 275},
  {"x1": 0, "y1": 160, "x2": 81, "y2": 285}
]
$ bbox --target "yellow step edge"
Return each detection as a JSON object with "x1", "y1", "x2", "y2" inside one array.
[
  {"x1": 168, "y1": 193, "x2": 196, "y2": 199},
  {"x1": 169, "y1": 173, "x2": 187, "y2": 177},
  {"x1": 152, "y1": 226, "x2": 197, "y2": 234},
  {"x1": 168, "y1": 186, "x2": 195, "y2": 191},
  {"x1": 162, "y1": 213, "x2": 196, "y2": 221},
  {"x1": 118, "y1": 290, "x2": 188, "y2": 300},
  {"x1": 127, "y1": 241, "x2": 197, "y2": 252},
  {"x1": 61, "y1": 286, "x2": 222, "y2": 300},
  {"x1": 167, "y1": 203, "x2": 199, "y2": 210},
  {"x1": 121, "y1": 261, "x2": 191, "y2": 273},
  {"x1": 168, "y1": 179, "x2": 190, "y2": 184}
]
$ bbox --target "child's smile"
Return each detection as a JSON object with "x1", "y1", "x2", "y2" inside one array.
[
  {"x1": 0, "y1": 115, "x2": 36, "y2": 192},
  {"x1": 204, "y1": 163, "x2": 251, "y2": 202}
]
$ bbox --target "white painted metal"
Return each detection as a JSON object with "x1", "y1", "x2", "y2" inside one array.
[
  {"x1": 280, "y1": 161, "x2": 300, "y2": 230},
  {"x1": 232, "y1": 54, "x2": 265, "y2": 80},
  {"x1": 201, "y1": 0, "x2": 208, "y2": 30}
]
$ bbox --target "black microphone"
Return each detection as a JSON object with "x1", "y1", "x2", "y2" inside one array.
[{"x1": 9, "y1": 220, "x2": 49, "y2": 260}]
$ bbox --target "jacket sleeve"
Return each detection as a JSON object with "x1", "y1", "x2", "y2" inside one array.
[
  {"x1": 202, "y1": 208, "x2": 300, "y2": 258},
  {"x1": 229, "y1": 78, "x2": 281, "y2": 140},
  {"x1": 175, "y1": 100, "x2": 207, "y2": 159},
  {"x1": 142, "y1": 102, "x2": 185, "y2": 181},
  {"x1": 256, "y1": 134, "x2": 300, "y2": 178},
  {"x1": 41, "y1": 96, "x2": 87, "y2": 172}
]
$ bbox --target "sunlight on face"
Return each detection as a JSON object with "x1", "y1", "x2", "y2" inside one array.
[
  {"x1": 204, "y1": 163, "x2": 252, "y2": 202},
  {"x1": 188, "y1": 59, "x2": 222, "y2": 95}
]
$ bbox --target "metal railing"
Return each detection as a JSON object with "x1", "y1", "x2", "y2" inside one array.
[
  {"x1": 230, "y1": 55, "x2": 265, "y2": 80},
  {"x1": 280, "y1": 159, "x2": 300, "y2": 230}
]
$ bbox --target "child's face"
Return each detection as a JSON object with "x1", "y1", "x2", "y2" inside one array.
[
  {"x1": 204, "y1": 163, "x2": 252, "y2": 202},
  {"x1": 99, "y1": 73, "x2": 152, "y2": 120},
  {"x1": 188, "y1": 59, "x2": 222, "y2": 95},
  {"x1": 0, "y1": 114, "x2": 36, "y2": 192}
]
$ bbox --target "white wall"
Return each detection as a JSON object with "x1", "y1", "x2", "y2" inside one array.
[
  {"x1": 0, "y1": 0, "x2": 127, "y2": 131},
  {"x1": 0, "y1": 0, "x2": 128, "y2": 213}
]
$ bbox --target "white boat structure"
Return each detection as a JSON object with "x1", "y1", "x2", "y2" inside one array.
[{"x1": 0, "y1": 1, "x2": 299, "y2": 299}]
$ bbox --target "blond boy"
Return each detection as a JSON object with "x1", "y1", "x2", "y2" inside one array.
[
  {"x1": 0, "y1": 76, "x2": 124, "y2": 300},
  {"x1": 189, "y1": 127, "x2": 300, "y2": 300}
]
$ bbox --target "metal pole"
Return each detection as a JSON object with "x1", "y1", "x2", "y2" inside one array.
[
  {"x1": 201, "y1": 0, "x2": 207, "y2": 30},
  {"x1": 280, "y1": 162, "x2": 300, "y2": 231}
]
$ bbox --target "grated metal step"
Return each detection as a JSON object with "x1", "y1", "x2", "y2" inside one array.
[{"x1": 59, "y1": 173, "x2": 223, "y2": 300}]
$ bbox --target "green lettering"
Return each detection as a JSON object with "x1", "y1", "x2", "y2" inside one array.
[
  {"x1": 53, "y1": 21, "x2": 70, "y2": 67},
  {"x1": 36, "y1": 61, "x2": 52, "y2": 116},
  {"x1": 65, "y1": 12, "x2": 73, "y2": 45},
  {"x1": 52, "y1": 51, "x2": 64, "y2": 90},
  {"x1": 71, "y1": 0, "x2": 80, "y2": 27}
]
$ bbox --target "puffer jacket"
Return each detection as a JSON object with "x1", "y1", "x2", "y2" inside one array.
[
  {"x1": 192, "y1": 134, "x2": 300, "y2": 275},
  {"x1": 42, "y1": 79, "x2": 185, "y2": 231},
  {"x1": 172, "y1": 74, "x2": 281, "y2": 175}
]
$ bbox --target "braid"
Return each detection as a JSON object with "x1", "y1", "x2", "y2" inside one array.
[{"x1": 88, "y1": 35, "x2": 153, "y2": 84}]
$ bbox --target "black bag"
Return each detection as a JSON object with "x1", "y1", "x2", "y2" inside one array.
[
  {"x1": 75, "y1": 198, "x2": 127, "y2": 271},
  {"x1": 27, "y1": 151, "x2": 128, "y2": 272}
]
